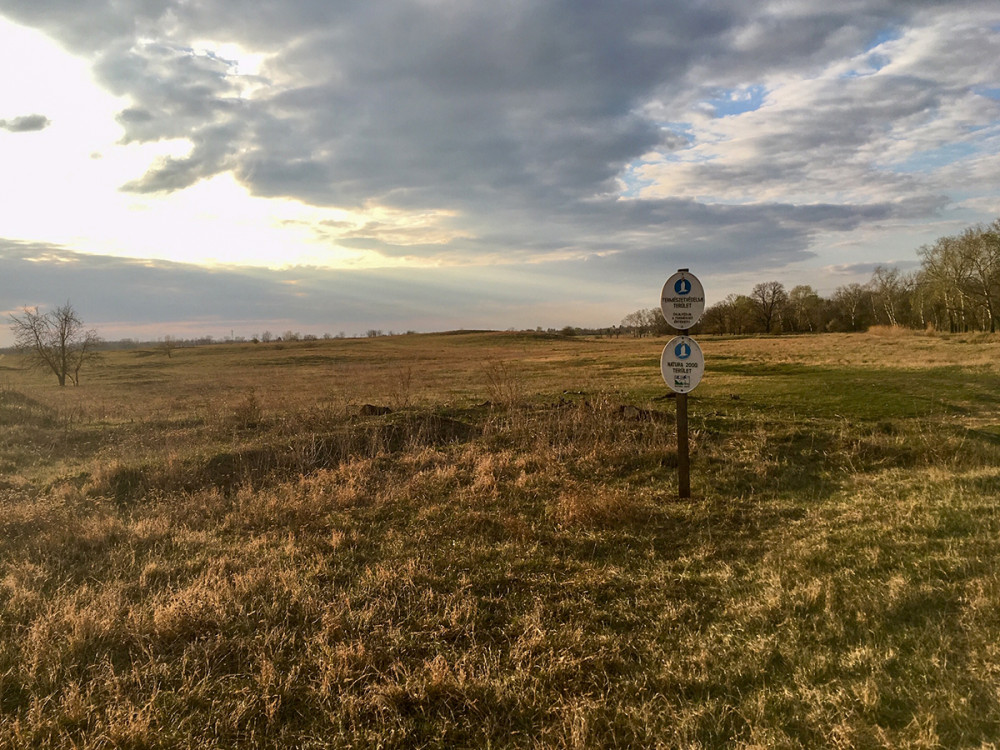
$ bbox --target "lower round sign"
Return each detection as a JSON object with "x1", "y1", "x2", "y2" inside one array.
[{"x1": 660, "y1": 335, "x2": 704, "y2": 394}]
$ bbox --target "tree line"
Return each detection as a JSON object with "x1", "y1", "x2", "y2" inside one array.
[{"x1": 620, "y1": 219, "x2": 1000, "y2": 336}]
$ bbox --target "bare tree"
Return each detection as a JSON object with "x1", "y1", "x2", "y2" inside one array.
[
  {"x1": 956, "y1": 223, "x2": 1000, "y2": 333},
  {"x1": 831, "y1": 283, "x2": 871, "y2": 331},
  {"x1": 8, "y1": 303, "x2": 100, "y2": 386},
  {"x1": 920, "y1": 235, "x2": 971, "y2": 332},
  {"x1": 620, "y1": 308, "x2": 670, "y2": 337},
  {"x1": 787, "y1": 285, "x2": 824, "y2": 332},
  {"x1": 646, "y1": 307, "x2": 674, "y2": 336},
  {"x1": 750, "y1": 281, "x2": 788, "y2": 333},
  {"x1": 868, "y1": 266, "x2": 908, "y2": 327},
  {"x1": 620, "y1": 310, "x2": 644, "y2": 337},
  {"x1": 161, "y1": 335, "x2": 178, "y2": 358}
]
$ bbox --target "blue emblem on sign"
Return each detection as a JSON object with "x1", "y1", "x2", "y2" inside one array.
[
  {"x1": 674, "y1": 278, "x2": 692, "y2": 295},
  {"x1": 674, "y1": 341, "x2": 691, "y2": 359}
]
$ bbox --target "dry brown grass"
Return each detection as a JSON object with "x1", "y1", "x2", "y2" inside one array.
[{"x1": 3, "y1": 331, "x2": 1000, "y2": 747}]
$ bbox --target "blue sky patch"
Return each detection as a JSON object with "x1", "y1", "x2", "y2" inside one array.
[
  {"x1": 618, "y1": 164, "x2": 654, "y2": 198},
  {"x1": 893, "y1": 141, "x2": 979, "y2": 173},
  {"x1": 837, "y1": 26, "x2": 900, "y2": 78},
  {"x1": 705, "y1": 85, "x2": 767, "y2": 118},
  {"x1": 868, "y1": 27, "x2": 901, "y2": 49},
  {"x1": 974, "y1": 86, "x2": 1000, "y2": 101}
]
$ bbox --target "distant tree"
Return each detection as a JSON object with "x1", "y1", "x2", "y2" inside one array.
[
  {"x1": 729, "y1": 294, "x2": 758, "y2": 334},
  {"x1": 261, "y1": 330, "x2": 273, "y2": 343},
  {"x1": 701, "y1": 294, "x2": 754, "y2": 334},
  {"x1": 868, "y1": 266, "x2": 906, "y2": 327},
  {"x1": 619, "y1": 308, "x2": 672, "y2": 337},
  {"x1": 620, "y1": 310, "x2": 644, "y2": 336},
  {"x1": 645, "y1": 307, "x2": 673, "y2": 336},
  {"x1": 830, "y1": 283, "x2": 871, "y2": 331},
  {"x1": 700, "y1": 299, "x2": 728, "y2": 334},
  {"x1": 919, "y1": 221, "x2": 1000, "y2": 332},
  {"x1": 9, "y1": 303, "x2": 100, "y2": 386},
  {"x1": 161, "y1": 335, "x2": 177, "y2": 358},
  {"x1": 750, "y1": 281, "x2": 788, "y2": 333},
  {"x1": 787, "y1": 285, "x2": 824, "y2": 332},
  {"x1": 920, "y1": 235, "x2": 970, "y2": 332}
]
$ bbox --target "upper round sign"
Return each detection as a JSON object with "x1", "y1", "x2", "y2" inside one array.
[{"x1": 660, "y1": 270, "x2": 705, "y2": 330}]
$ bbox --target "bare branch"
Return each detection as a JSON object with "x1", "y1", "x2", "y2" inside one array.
[{"x1": 8, "y1": 303, "x2": 100, "y2": 386}]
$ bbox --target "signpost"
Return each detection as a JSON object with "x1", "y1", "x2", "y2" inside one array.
[{"x1": 660, "y1": 269, "x2": 705, "y2": 498}]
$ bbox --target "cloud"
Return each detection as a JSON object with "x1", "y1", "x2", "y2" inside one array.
[
  {"x1": 0, "y1": 0, "x2": 997, "y2": 284},
  {"x1": 0, "y1": 238, "x2": 641, "y2": 344},
  {"x1": 824, "y1": 260, "x2": 921, "y2": 277},
  {"x1": 636, "y1": 15, "x2": 1000, "y2": 208},
  {"x1": 0, "y1": 113, "x2": 50, "y2": 132}
]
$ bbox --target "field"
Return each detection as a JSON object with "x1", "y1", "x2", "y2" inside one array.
[{"x1": 2, "y1": 330, "x2": 1000, "y2": 748}]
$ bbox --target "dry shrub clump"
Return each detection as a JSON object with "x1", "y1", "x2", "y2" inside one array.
[{"x1": 866, "y1": 324, "x2": 923, "y2": 337}]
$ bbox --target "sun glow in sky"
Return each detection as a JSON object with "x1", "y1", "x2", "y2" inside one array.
[
  {"x1": 1, "y1": 2, "x2": 999, "y2": 343},
  {"x1": 0, "y1": 18, "x2": 453, "y2": 272}
]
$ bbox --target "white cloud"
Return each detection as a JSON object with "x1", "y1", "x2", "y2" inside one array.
[
  {"x1": 631, "y1": 10, "x2": 1000, "y2": 221},
  {"x1": 0, "y1": 1, "x2": 999, "y2": 339}
]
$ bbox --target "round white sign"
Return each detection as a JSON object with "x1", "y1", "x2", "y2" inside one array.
[
  {"x1": 660, "y1": 270, "x2": 705, "y2": 330},
  {"x1": 660, "y1": 335, "x2": 704, "y2": 394}
]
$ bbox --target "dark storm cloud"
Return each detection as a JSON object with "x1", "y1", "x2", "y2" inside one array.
[{"x1": 0, "y1": 114, "x2": 50, "y2": 132}]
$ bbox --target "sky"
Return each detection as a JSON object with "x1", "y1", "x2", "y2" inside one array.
[{"x1": 1, "y1": 1, "x2": 999, "y2": 344}]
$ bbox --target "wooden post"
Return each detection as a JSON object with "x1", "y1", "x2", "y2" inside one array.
[{"x1": 677, "y1": 392, "x2": 690, "y2": 498}]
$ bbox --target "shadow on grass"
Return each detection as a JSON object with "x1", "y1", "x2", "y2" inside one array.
[
  {"x1": 0, "y1": 390, "x2": 56, "y2": 428},
  {"x1": 101, "y1": 410, "x2": 482, "y2": 504}
]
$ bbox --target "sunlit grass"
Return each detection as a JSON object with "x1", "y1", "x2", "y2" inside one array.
[{"x1": 2, "y1": 331, "x2": 1000, "y2": 747}]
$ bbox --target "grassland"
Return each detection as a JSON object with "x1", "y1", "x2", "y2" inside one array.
[{"x1": 2, "y1": 330, "x2": 1000, "y2": 748}]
